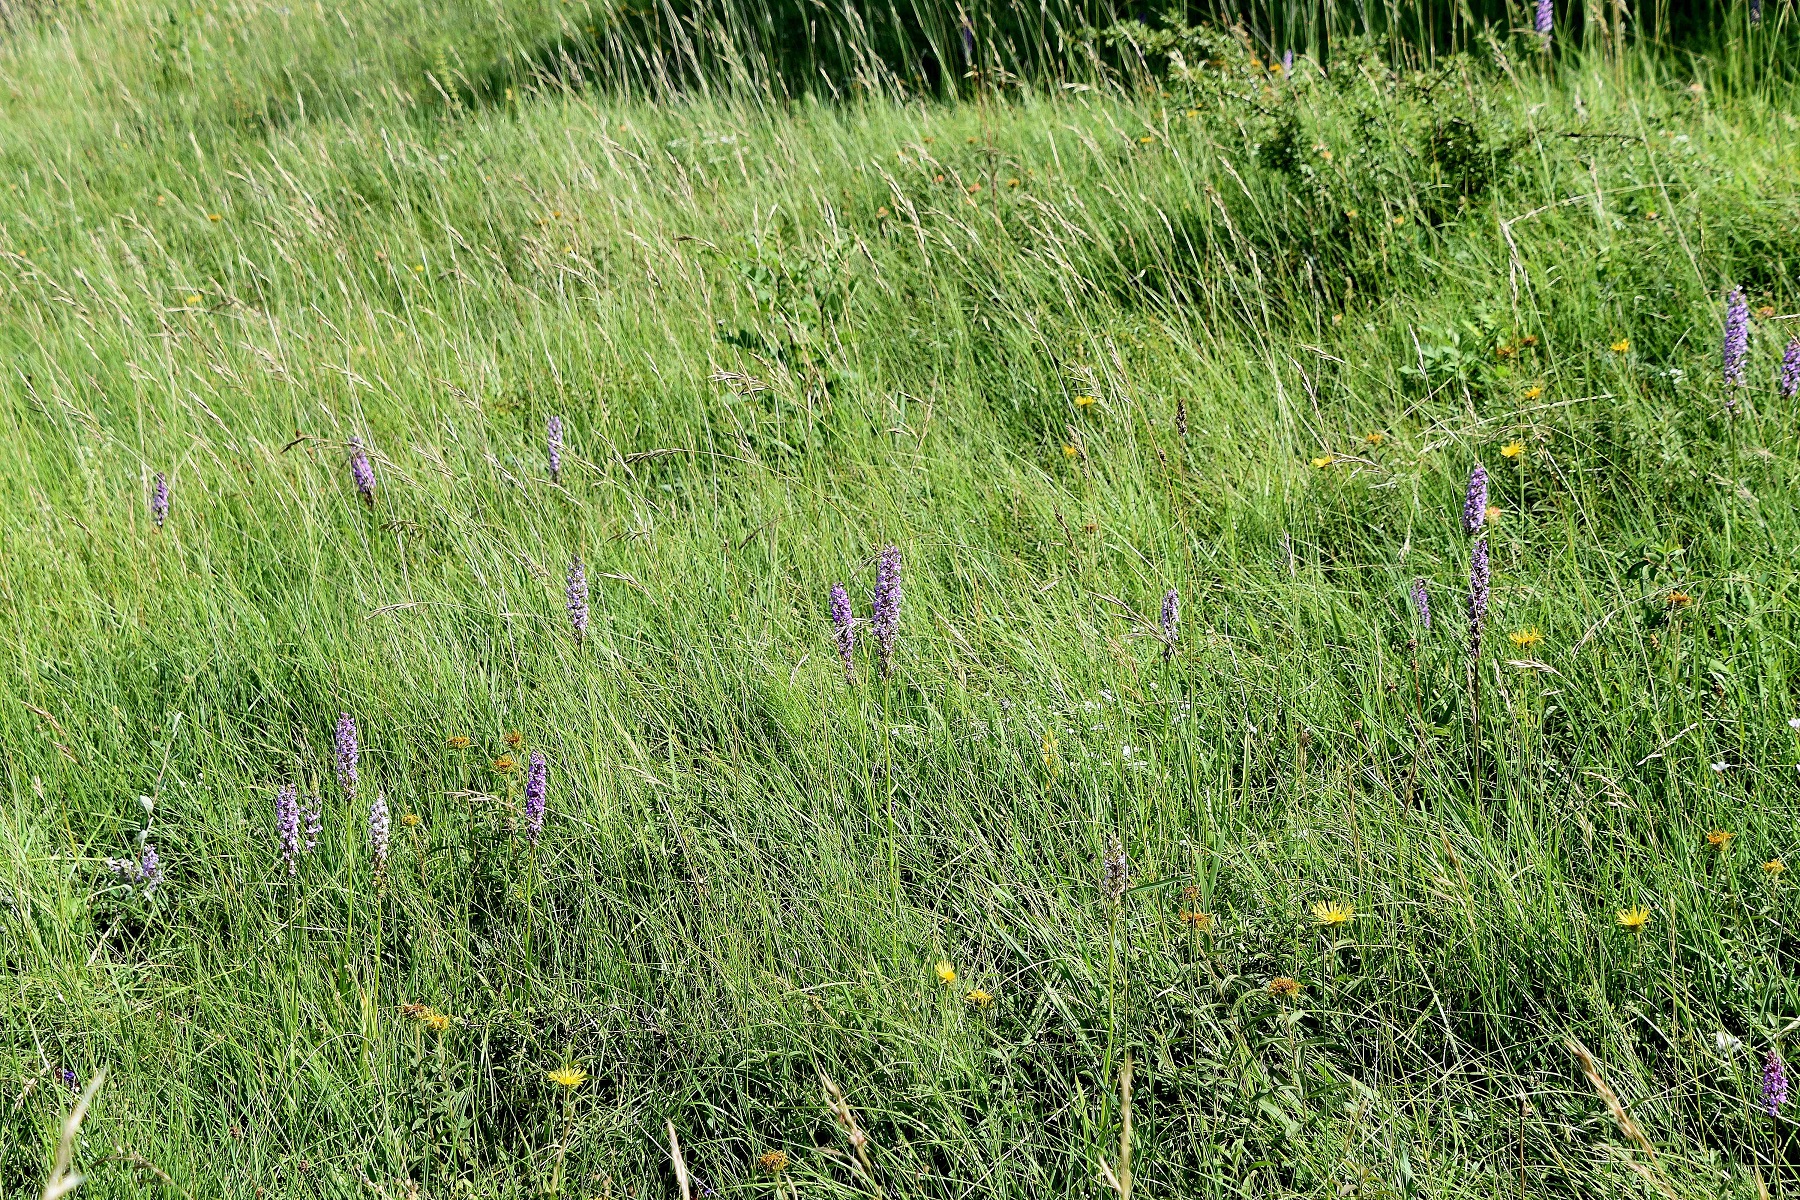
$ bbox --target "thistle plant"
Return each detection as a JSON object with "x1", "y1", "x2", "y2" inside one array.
[
  {"x1": 335, "y1": 713, "x2": 358, "y2": 798},
  {"x1": 150, "y1": 472, "x2": 168, "y2": 528},
  {"x1": 566, "y1": 557, "x2": 589, "y2": 644},
  {"x1": 829, "y1": 583, "x2": 855, "y2": 683},
  {"x1": 348, "y1": 437, "x2": 376, "y2": 507},
  {"x1": 547, "y1": 414, "x2": 564, "y2": 482},
  {"x1": 1159, "y1": 589, "x2": 1179, "y2": 661},
  {"x1": 524, "y1": 751, "x2": 547, "y2": 844},
  {"x1": 871, "y1": 545, "x2": 901, "y2": 679},
  {"x1": 1723, "y1": 286, "x2": 1749, "y2": 394}
]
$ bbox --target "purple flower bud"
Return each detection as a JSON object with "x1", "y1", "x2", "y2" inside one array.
[
  {"x1": 151, "y1": 472, "x2": 169, "y2": 528},
  {"x1": 348, "y1": 437, "x2": 376, "y2": 507},
  {"x1": 1765, "y1": 1050, "x2": 1789, "y2": 1116},
  {"x1": 138, "y1": 843, "x2": 160, "y2": 893},
  {"x1": 524, "y1": 751, "x2": 547, "y2": 844},
  {"x1": 1410, "y1": 578, "x2": 1431, "y2": 629},
  {"x1": 567, "y1": 557, "x2": 589, "y2": 644},
  {"x1": 369, "y1": 793, "x2": 390, "y2": 870},
  {"x1": 58, "y1": 1068, "x2": 78, "y2": 1096},
  {"x1": 1535, "y1": 0, "x2": 1553, "y2": 35},
  {"x1": 1468, "y1": 539, "x2": 1490, "y2": 659},
  {"x1": 1723, "y1": 287, "x2": 1749, "y2": 389},
  {"x1": 1282, "y1": 48, "x2": 1293, "y2": 73},
  {"x1": 829, "y1": 583, "x2": 855, "y2": 683},
  {"x1": 276, "y1": 783, "x2": 301, "y2": 875},
  {"x1": 1780, "y1": 338, "x2": 1799, "y2": 400},
  {"x1": 547, "y1": 414, "x2": 564, "y2": 482},
  {"x1": 1160, "y1": 589, "x2": 1179, "y2": 661},
  {"x1": 1462, "y1": 464, "x2": 1488, "y2": 536},
  {"x1": 335, "y1": 713, "x2": 358, "y2": 798},
  {"x1": 871, "y1": 545, "x2": 902, "y2": 679}
]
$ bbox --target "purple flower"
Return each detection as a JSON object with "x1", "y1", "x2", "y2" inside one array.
[
  {"x1": 547, "y1": 414, "x2": 564, "y2": 482},
  {"x1": 567, "y1": 557, "x2": 589, "y2": 644},
  {"x1": 1535, "y1": 0, "x2": 1553, "y2": 35},
  {"x1": 349, "y1": 437, "x2": 376, "y2": 507},
  {"x1": 138, "y1": 843, "x2": 160, "y2": 893},
  {"x1": 302, "y1": 795, "x2": 322, "y2": 854},
  {"x1": 369, "y1": 793, "x2": 390, "y2": 871},
  {"x1": 1765, "y1": 1050, "x2": 1789, "y2": 1116},
  {"x1": 276, "y1": 783, "x2": 301, "y2": 875},
  {"x1": 1462, "y1": 464, "x2": 1488, "y2": 535},
  {"x1": 1410, "y1": 578, "x2": 1431, "y2": 629},
  {"x1": 335, "y1": 713, "x2": 358, "y2": 798},
  {"x1": 151, "y1": 472, "x2": 169, "y2": 528},
  {"x1": 1468, "y1": 539, "x2": 1490, "y2": 659},
  {"x1": 871, "y1": 545, "x2": 902, "y2": 678},
  {"x1": 58, "y1": 1068, "x2": 78, "y2": 1096},
  {"x1": 1282, "y1": 48, "x2": 1293, "y2": 74},
  {"x1": 1723, "y1": 287, "x2": 1749, "y2": 389},
  {"x1": 1780, "y1": 338, "x2": 1799, "y2": 400},
  {"x1": 829, "y1": 583, "x2": 855, "y2": 683},
  {"x1": 1160, "y1": 589, "x2": 1179, "y2": 661},
  {"x1": 524, "y1": 751, "x2": 547, "y2": 844}
]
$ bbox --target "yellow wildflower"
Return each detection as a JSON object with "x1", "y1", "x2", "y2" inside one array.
[
  {"x1": 492, "y1": 755, "x2": 517, "y2": 773},
  {"x1": 1500, "y1": 441, "x2": 1525, "y2": 459},
  {"x1": 1062, "y1": 444, "x2": 1079, "y2": 458},
  {"x1": 505, "y1": 730, "x2": 524, "y2": 747},
  {"x1": 1311, "y1": 901, "x2": 1354, "y2": 927},
  {"x1": 1268, "y1": 977, "x2": 1302, "y2": 997},
  {"x1": 401, "y1": 812, "x2": 421, "y2": 827},
  {"x1": 935, "y1": 961, "x2": 957, "y2": 986},
  {"x1": 1707, "y1": 829, "x2": 1734, "y2": 851},
  {"x1": 1523, "y1": 385, "x2": 1544, "y2": 400},
  {"x1": 1617, "y1": 905, "x2": 1651, "y2": 931},
  {"x1": 1074, "y1": 395, "x2": 1097, "y2": 408},
  {"x1": 1179, "y1": 910, "x2": 1213, "y2": 931},
  {"x1": 1364, "y1": 431, "x2": 1385, "y2": 446},
  {"x1": 1311, "y1": 454, "x2": 1335, "y2": 469},
  {"x1": 547, "y1": 1066, "x2": 588, "y2": 1089},
  {"x1": 424, "y1": 1012, "x2": 452, "y2": 1033},
  {"x1": 1764, "y1": 859, "x2": 1785, "y2": 876},
  {"x1": 447, "y1": 735, "x2": 471, "y2": 748},
  {"x1": 1508, "y1": 628, "x2": 1543, "y2": 649},
  {"x1": 183, "y1": 294, "x2": 202, "y2": 306},
  {"x1": 1610, "y1": 339, "x2": 1630, "y2": 353},
  {"x1": 758, "y1": 1150, "x2": 788, "y2": 1173},
  {"x1": 1484, "y1": 504, "x2": 1502, "y2": 524},
  {"x1": 965, "y1": 989, "x2": 993, "y2": 1008}
]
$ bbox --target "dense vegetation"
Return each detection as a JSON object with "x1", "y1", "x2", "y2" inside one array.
[{"x1": 3, "y1": 0, "x2": 1799, "y2": 1195}]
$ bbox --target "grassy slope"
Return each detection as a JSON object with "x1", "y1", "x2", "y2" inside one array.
[{"x1": 2, "y1": 0, "x2": 1799, "y2": 1195}]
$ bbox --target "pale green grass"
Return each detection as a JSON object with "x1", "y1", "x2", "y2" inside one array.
[{"x1": 2, "y1": 1, "x2": 1799, "y2": 1196}]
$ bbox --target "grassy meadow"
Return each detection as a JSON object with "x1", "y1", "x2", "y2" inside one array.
[{"x1": 3, "y1": 0, "x2": 1800, "y2": 1194}]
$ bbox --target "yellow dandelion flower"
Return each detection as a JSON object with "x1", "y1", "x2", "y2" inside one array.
[
  {"x1": 935, "y1": 961, "x2": 957, "y2": 985},
  {"x1": 1179, "y1": 910, "x2": 1213, "y2": 931},
  {"x1": 1764, "y1": 859, "x2": 1785, "y2": 875},
  {"x1": 1074, "y1": 395, "x2": 1096, "y2": 408},
  {"x1": 1062, "y1": 444, "x2": 1079, "y2": 458},
  {"x1": 758, "y1": 1150, "x2": 788, "y2": 1173},
  {"x1": 1268, "y1": 976, "x2": 1302, "y2": 997},
  {"x1": 447, "y1": 735, "x2": 471, "y2": 748},
  {"x1": 1667, "y1": 592, "x2": 1692, "y2": 609},
  {"x1": 1311, "y1": 901, "x2": 1354, "y2": 927},
  {"x1": 1137, "y1": 136, "x2": 1155, "y2": 145},
  {"x1": 1311, "y1": 454, "x2": 1335, "y2": 469},
  {"x1": 401, "y1": 812, "x2": 422, "y2": 827},
  {"x1": 547, "y1": 1066, "x2": 588, "y2": 1089},
  {"x1": 964, "y1": 989, "x2": 993, "y2": 1008},
  {"x1": 1500, "y1": 441, "x2": 1525, "y2": 459},
  {"x1": 183, "y1": 293, "x2": 202, "y2": 306},
  {"x1": 1364, "y1": 431, "x2": 1385, "y2": 446},
  {"x1": 1610, "y1": 339, "x2": 1630, "y2": 353},
  {"x1": 1523, "y1": 385, "x2": 1544, "y2": 400},
  {"x1": 1616, "y1": 905, "x2": 1651, "y2": 931},
  {"x1": 1508, "y1": 628, "x2": 1543, "y2": 649},
  {"x1": 425, "y1": 1012, "x2": 452, "y2": 1033},
  {"x1": 207, "y1": 213, "x2": 222, "y2": 222},
  {"x1": 1707, "y1": 829, "x2": 1734, "y2": 851}
]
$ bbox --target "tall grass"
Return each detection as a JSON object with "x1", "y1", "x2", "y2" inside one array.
[{"x1": 1, "y1": 0, "x2": 1798, "y2": 1195}]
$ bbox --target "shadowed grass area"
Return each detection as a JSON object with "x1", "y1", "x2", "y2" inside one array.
[{"x1": 2, "y1": 0, "x2": 1800, "y2": 1196}]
